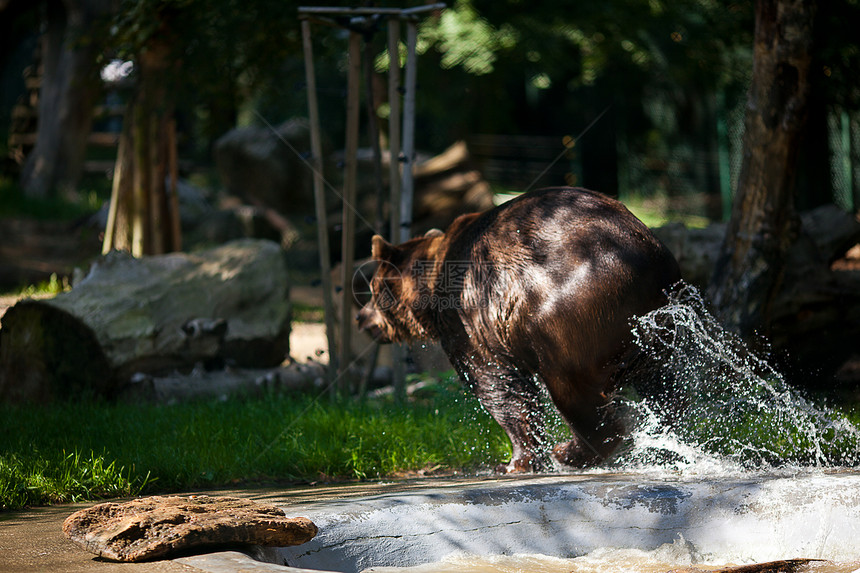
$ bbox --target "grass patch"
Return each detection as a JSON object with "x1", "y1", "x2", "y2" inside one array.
[
  {"x1": 0, "y1": 450, "x2": 150, "y2": 510},
  {"x1": 622, "y1": 194, "x2": 711, "y2": 229},
  {"x1": 0, "y1": 375, "x2": 510, "y2": 511},
  {"x1": 292, "y1": 302, "x2": 325, "y2": 323},
  {"x1": 8, "y1": 273, "x2": 70, "y2": 298}
]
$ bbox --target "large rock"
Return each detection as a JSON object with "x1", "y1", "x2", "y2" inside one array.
[
  {"x1": 62, "y1": 495, "x2": 317, "y2": 562},
  {"x1": 214, "y1": 119, "x2": 319, "y2": 215}
]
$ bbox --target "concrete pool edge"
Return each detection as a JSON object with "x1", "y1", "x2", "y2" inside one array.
[
  {"x1": 177, "y1": 550, "x2": 335, "y2": 573},
  {"x1": 175, "y1": 472, "x2": 860, "y2": 573}
]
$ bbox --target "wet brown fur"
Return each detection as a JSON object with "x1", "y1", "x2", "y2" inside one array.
[{"x1": 357, "y1": 187, "x2": 681, "y2": 472}]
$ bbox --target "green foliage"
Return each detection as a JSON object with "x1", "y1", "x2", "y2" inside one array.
[
  {"x1": 684, "y1": 403, "x2": 860, "y2": 467},
  {"x1": 12, "y1": 273, "x2": 70, "y2": 298},
  {"x1": 106, "y1": 0, "x2": 305, "y2": 148},
  {"x1": 0, "y1": 176, "x2": 104, "y2": 220},
  {"x1": 0, "y1": 376, "x2": 510, "y2": 511},
  {"x1": 418, "y1": 0, "x2": 519, "y2": 75},
  {"x1": 460, "y1": 0, "x2": 754, "y2": 89}
]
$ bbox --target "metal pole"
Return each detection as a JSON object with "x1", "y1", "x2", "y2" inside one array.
[
  {"x1": 387, "y1": 17, "x2": 406, "y2": 402},
  {"x1": 339, "y1": 30, "x2": 362, "y2": 395},
  {"x1": 387, "y1": 18, "x2": 402, "y2": 241},
  {"x1": 364, "y1": 35, "x2": 385, "y2": 236},
  {"x1": 301, "y1": 19, "x2": 339, "y2": 386},
  {"x1": 399, "y1": 19, "x2": 418, "y2": 243}
]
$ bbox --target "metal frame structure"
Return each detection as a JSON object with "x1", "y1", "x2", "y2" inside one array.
[{"x1": 299, "y1": 4, "x2": 445, "y2": 397}]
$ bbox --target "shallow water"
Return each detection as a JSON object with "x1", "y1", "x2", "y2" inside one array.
[
  {"x1": 608, "y1": 283, "x2": 860, "y2": 473},
  {"x1": 352, "y1": 470, "x2": 860, "y2": 573},
  {"x1": 275, "y1": 470, "x2": 860, "y2": 573},
  {"x1": 364, "y1": 550, "x2": 860, "y2": 573}
]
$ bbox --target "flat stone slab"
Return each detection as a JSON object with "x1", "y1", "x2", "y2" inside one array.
[{"x1": 62, "y1": 495, "x2": 317, "y2": 562}]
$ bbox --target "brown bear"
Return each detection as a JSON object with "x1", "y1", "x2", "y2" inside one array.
[{"x1": 356, "y1": 187, "x2": 681, "y2": 472}]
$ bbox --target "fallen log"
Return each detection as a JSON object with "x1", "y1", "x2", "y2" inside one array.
[
  {"x1": 668, "y1": 558, "x2": 825, "y2": 573},
  {"x1": 0, "y1": 239, "x2": 291, "y2": 403},
  {"x1": 119, "y1": 362, "x2": 326, "y2": 404}
]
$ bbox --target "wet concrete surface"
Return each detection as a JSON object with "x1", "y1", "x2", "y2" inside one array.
[
  {"x1": 0, "y1": 476, "x2": 506, "y2": 573},
  {"x1": 7, "y1": 472, "x2": 860, "y2": 573},
  {"x1": 0, "y1": 501, "x2": 196, "y2": 573}
]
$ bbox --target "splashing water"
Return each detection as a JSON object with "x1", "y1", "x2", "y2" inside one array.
[{"x1": 608, "y1": 282, "x2": 860, "y2": 474}]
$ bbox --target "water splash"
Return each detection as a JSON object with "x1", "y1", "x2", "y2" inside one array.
[{"x1": 610, "y1": 282, "x2": 860, "y2": 473}]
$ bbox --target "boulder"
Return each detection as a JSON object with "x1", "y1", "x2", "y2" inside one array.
[
  {"x1": 214, "y1": 119, "x2": 319, "y2": 215},
  {"x1": 62, "y1": 495, "x2": 317, "y2": 562}
]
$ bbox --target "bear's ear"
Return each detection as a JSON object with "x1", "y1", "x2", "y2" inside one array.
[
  {"x1": 424, "y1": 228, "x2": 444, "y2": 238},
  {"x1": 371, "y1": 235, "x2": 398, "y2": 261}
]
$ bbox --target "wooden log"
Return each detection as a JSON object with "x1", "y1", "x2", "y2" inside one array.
[
  {"x1": 118, "y1": 363, "x2": 326, "y2": 404},
  {"x1": 388, "y1": 17, "x2": 406, "y2": 403},
  {"x1": 302, "y1": 18, "x2": 339, "y2": 387},
  {"x1": 339, "y1": 31, "x2": 362, "y2": 394},
  {"x1": 0, "y1": 239, "x2": 291, "y2": 403},
  {"x1": 668, "y1": 558, "x2": 824, "y2": 573}
]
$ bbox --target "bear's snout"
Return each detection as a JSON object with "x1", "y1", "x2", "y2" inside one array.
[{"x1": 356, "y1": 304, "x2": 390, "y2": 343}]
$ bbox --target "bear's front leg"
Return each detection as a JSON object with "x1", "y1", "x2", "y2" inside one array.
[{"x1": 449, "y1": 354, "x2": 551, "y2": 473}]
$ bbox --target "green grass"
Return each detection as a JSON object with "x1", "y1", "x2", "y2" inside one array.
[
  {"x1": 292, "y1": 302, "x2": 325, "y2": 323},
  {"x1": 0, "y1": 450, "x2": 150, "y2": 510},
  {"x1": 622, "y1": 195, "x2": 711, "y2": 229},
  {"x1": 0, "y1": 376, "x2": 510, "y2": 511},
  {"x1": 7, "y1": 273, "x2": 70, "y2": 298}
]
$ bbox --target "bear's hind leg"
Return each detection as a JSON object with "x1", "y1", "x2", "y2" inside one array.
[{"x1": 544, "y1": 373, "x2": 625, "y2": 469}]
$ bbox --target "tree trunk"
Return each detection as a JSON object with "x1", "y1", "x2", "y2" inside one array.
[
  {"x1": 708, "y1": 0, "x2": 817, "y2": 337},
  {"x1": 102, "y1": 22, "x2": 181, "y2": 256},
  {"x1": 0, "y1": 239, "x2": 291, "y2": 404},
  {"x1": 20, "y1": 0, "x2": 113, "y2": 199}
]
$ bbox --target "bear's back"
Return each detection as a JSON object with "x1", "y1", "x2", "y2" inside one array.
[{"x1": 443, "y1": 187, "x2": 680, "y2": 369}]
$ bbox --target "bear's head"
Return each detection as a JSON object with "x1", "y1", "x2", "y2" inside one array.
[{"x1": 355, "y1": 230, "x2": 445, "y2": 343}]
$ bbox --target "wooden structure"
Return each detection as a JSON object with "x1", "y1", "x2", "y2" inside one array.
[
  {"x1": 299, "y1": 4, "x2": 445, "y2": 397},
  {"x1": 7, "y1": 46, "x2": 123, "y2": 172}
]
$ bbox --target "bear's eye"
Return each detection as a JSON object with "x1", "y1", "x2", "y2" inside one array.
[{"x1": 371, "y1": 277, "x2": 399, "y2": 311}]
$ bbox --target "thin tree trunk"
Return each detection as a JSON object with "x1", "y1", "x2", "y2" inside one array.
[
  {"x1": 708, "y1": 0, "x2": 816, "y2": 337},
  {"x1": 20, "y1": 0, "x2": 113, "y2": 199},
  {"x1": 102, "y1": 24, "x2": 181, "y2": 256},
  {"x1": 101, "y1": 114, "x2": 134, "y2": 253}
]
